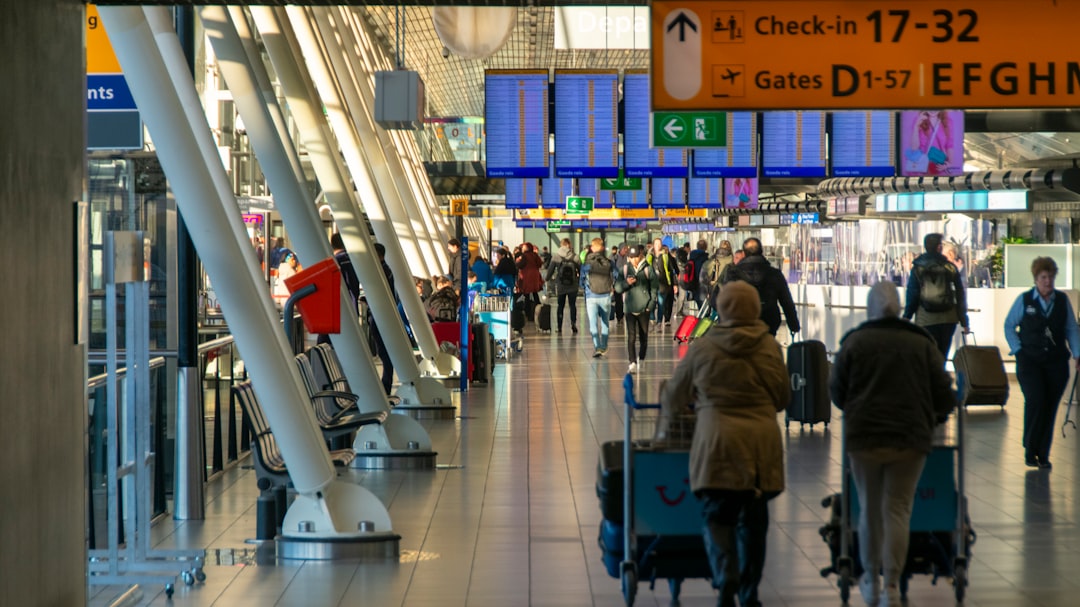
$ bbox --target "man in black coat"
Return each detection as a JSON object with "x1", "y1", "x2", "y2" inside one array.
[{"x1": 722, "y1": 238, "x2": 800, "y2": 337}]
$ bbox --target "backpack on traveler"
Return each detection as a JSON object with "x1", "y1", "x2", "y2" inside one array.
[
  {"x1": 917, "y1": 261, "x2": 957, "y2": 313},
  {"x1": 558, "y1": 261, "x2": 577, "y2": 287},
  {"x1": 679, "y1": 258, "x2": 698, "y2": 290}
]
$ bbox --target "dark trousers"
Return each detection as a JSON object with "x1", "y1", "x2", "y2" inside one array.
[
  {"x1": 373, "y1": 325, "x2": 394, "y2": 396},
  {"x1": 556, "y1": 292, "x2": 578, "y2": 330},
  {"x1": 655, "y1": 286, "x2": 674, "y2": 323},
  {"x1": 626, "y1": 312, "x2": 649, "y2": 363},
  {"x1": 610, "y1": 292, "x2": 624, "y2": 322},
  {"x1": 923, "y1": 322, "x2": 957, "y2": 360},
  {"x1": 1017, "y1": 354, "x2": 1070, "y2": 461},
  {"x1": 699, "y1": 489, "x2": 770, "y2": 607}
]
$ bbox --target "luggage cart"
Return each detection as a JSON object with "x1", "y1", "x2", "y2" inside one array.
[
  {"x1": 475, "y1": 293, "x2": 517, "y2": 359},
  {"x1": 597, "y1": 375, "x2": 711, "y2": 606},
  {"x1": 820, "y1": 407, "x2": 974, "y2": 603}
]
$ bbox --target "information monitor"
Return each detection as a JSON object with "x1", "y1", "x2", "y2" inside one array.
[
  {"x1": 830, "y1": 111, "x2": 896, "y2": 177},
  {"x1": 762, "y1": 111, "x2": 827, "y2": 178},
  {"x1": 688, "y1": 177, "x2": 724, "y2": 209},
  {"x1": 504, "y1": 179, "x2": 539, "y2": 209},
  {"x1": 554, "y1": 70, "x2": 620, "y2": 178},
  {"x1": 650, "y1": 178, "x2": 687, "y2": 209},
  {"x1": 691, "y1": 112, "x2": 757, "y2": 177},
  {"x1": 485, "y1": 70, "x2": 550, "y2": 178},
  {"x1": 624, "y1": 71, "x2": 688, "y2": 178}
]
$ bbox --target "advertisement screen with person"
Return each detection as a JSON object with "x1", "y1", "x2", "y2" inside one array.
[
  {"x1": 900, "y1": 110, "x2": 964, "y2": 177},
  {"x1": 724, "y1": 177, "x2": 759, "y2": 209}
]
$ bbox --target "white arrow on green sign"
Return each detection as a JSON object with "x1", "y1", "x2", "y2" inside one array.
[
  {"x1": 652, "y1": 111, "x2": 727, "y2": 147},
  {"x1": 566, "y1": 196, "x2": 594, "y2": 215}
]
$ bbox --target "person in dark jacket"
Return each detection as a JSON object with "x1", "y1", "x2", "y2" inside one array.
[
  {"x1": 830, "y1": 281, "x2": 957, "y2": 607},
  {"x1": 647, "y1": 238, "x2": 678, "y2": 328},
  {"x1": 723, "y1": 238, "x2": 800, "y2": 336},
  {"x1": 581, "y1": 238, "x2": 615, "y2": 357},
  {"x1": 544, "y1": 238, "x2": 580, "y2": 334},
  {"x1": 492, "y1": 247, "x2": 517, "y2": 295},
  {"x1": 903, "y1": 233, "x2": 969, "y2": 360},
  {"x1": 446, "y1": 238, "x2": 463, "y2": 294},
  {"x1": 686, "y1": 239, "x2": 710, "y2": 306},
  {"x1": 515, "y1": 243, "x2": 545, "y2": 321},
  {"x1": 1004, "y1": 256, "x2": 1080, "y2": 469},
  {"x1": 615, "y1": 245, "x2": 657, "y2": 374}
]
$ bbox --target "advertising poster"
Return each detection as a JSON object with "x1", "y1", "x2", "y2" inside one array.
[
  {"x1": 900, "y1": 110, "x2": 964, "y2": 177},
  {"x1": 724, "y1": 177, "x2": 758, "y2": 209}
]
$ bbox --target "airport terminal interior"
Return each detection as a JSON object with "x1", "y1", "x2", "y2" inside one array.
[{"x1": 10, "y1": 1, "x2": 1080, "y2": 606}]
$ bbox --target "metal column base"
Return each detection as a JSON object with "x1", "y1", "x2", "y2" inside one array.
[
  {"x1": 351, "y1": 450, "x2": 438, "y2": 470},
  {"x1": 393, "y1": 404, "x2": 456, "y2": 421},
  {"x1": 276, "y1": 532, "x2": 401, "y2": 560}
]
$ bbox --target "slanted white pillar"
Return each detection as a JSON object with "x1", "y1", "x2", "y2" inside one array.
[{"x1": 99, "y1": 6, "x2": 392, "y2": 537}]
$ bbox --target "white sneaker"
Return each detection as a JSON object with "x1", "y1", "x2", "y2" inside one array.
[
  {"x1": 859, "y1": 573, "x2": 880, "y2": 606},
  {"x1": 628, "y1": 361, "x2": 638, "y2": 374},
  {"x1": 878, "y1": 584, "x2": 901, "y2": 607}
]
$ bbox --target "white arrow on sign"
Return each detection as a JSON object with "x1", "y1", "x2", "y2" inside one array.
[
  {"x1": 662, "y1": 9, "x2": 702, "y2": 101},
  {"x1": 663, "y1": 117, "x2": 684, "y2": 140}
]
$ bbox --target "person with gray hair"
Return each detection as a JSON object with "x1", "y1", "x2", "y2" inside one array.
[{"x1": 830, "y1": 281, "x2": 957, "y2": 607}]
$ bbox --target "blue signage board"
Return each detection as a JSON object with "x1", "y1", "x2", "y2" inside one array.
[
  {"x1": 485, "y1": 70, "x2": 550, "y2": 178},
  {"x1": 554, "y1": 70, "x2": 619, "y2": 178},
  {"x1": 504, "y1": 179, "x2": 540, "y2": 209},
  {"x1": 87, "y1": 74, "x2": 137, "y2": 111}
]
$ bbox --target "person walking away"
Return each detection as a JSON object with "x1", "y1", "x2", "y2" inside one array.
[
  {"x1": 446, "y1": 238, "x2": 464, "y2": 293},
  {"x1": 492, "y1": 248, "x2": 517, "y2": 296},
  {"x1": 1004, "y1": 256, "x2": 1080, "y2": 469},
  {"x1": 515, "y1": 243, "x2": 545, "y2": 322},
  {"x1": 647, "y1": 238, "x2": 677, "y2": 328},
  {"x1": 660, "y1": 281, "x2": 790, "y2": 607},
  {"x1": 685, "y1": 239, "x2": 710, "y2": 306},
  {"x1": 545, "y1": 238, "x2": 580, "y2": 334},
  {"x1": 722, "y1": 238, "x2": 800, "y2": 337},
  {"x1": 701, "y1": 240, "x2": 734, "y2": 304},
  {"x1": 830, "y1": 281, "x2": 957, "y2": 607},
  {"x1": 903, "y1": 233, "x2": 968, "y2": 360},
  {"x1": 581, "y1": 238, "x2": 614, "y2": 357},
  {"x1": 616, "y1": 246, "x2": 658, "y2": 374}
]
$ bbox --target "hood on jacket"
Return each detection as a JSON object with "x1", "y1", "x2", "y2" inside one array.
[
  {"x1": 553, "y1": 245, "x2": 574, "y2": 262},
  {"x1": 709, "y1": 320, "x2": 773, "y2": 357}
]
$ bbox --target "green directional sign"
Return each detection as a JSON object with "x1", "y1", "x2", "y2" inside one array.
[
  {"x1": 652, "y1": 111, "x2": 727, "y2": 148},
  {"x1": 600, "y1": 176, "x2": 643, "y2": 191},
  {"x1": 546, "y1": 220, "x2": 570, "y2": 232},
  {"x1": 566, "y1": 196, "x2": 594, "y2": 215}
]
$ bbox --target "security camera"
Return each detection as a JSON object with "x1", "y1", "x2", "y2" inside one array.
[{"x1": 442, "y1": 46, "x2": 450, "y2": 59}]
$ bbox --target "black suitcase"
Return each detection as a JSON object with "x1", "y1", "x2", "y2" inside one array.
[
  {"x1": 786, "y1": 338, "x2": 831, "y2": 429},
  {"x1": 537, "y1": 303, "x2": 552, "y2": 332},
  {"x1": 470, "y1": 323, "x2": 491, "y2": 383},
  {"x1": 953, "y1": 333, "x2": 1008, "y2": 407},
  {"x1": 511, "y1": 295, "x2": 526, "y2": 331}
]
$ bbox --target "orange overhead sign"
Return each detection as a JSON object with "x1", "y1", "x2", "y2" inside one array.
[
  {"x1": 651, "y1": 0, "x2": 1080, "y2": 110},
  {"x1": 86, "y1": 5, "x2": 121, "y2": 74}
]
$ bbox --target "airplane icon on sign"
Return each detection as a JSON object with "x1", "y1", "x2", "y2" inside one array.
[{"x1": 720, "y1": 68, "x2": 741, "y2": 83}]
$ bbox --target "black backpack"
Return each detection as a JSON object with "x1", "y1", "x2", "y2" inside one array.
[
  {"x1": 587, "y1": 255, "x2": 613, "y2": 293},
  {"x1": 558, "y1": 261, "x2": 576, "y2": 287},
  {"x1": 917, "y1": 261, "x2": 957, "y2": 313}
]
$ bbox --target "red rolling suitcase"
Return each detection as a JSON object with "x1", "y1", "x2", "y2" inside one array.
[{"x1": 674, "y1": 302, "x2": 710, "y2": 343}]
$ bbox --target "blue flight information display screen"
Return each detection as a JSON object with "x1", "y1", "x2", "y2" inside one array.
[
  {"x1": 615, "y1": 184, "x2": 649, "y2": 209},
  {"x1": 577, "y1": 179, "x2": 614, "y2": 209},
  {"x1": 762, "y1": 111, "x2": 827, "y2": 178},
  {"x1": 484, "y1": 70, "x2": 550, "y2": 178},
  {"x1": 691, "y1": 112, "x2": 757, "y2": 178},
  {"x1": 542, "y1": 175, "x2": 573, "y2": 208},
  {"x1": 554, "y1": 70, "x2": 619, "y2": 178},
  {"x1": 831, "y1": 111, "x2": 896, "y2": 177},
  {"x1": 623, "y1": 72, "x2": 688, "y2": 178},
  {"x1": 688, "y1": 178, "x2": 723, "y2": 209},
  {"x1": 650, "y1": 178, "x2": 686, "y2": 209},
  {"x1": 504, "y1": 179, "x2": 539, "y2": 209}
]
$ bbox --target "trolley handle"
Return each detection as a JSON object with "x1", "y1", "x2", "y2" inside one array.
[{"x1": 622, "y1": 374, "x2": 661, "y2": 410}]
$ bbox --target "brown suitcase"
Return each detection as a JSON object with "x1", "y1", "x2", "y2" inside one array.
[{"x1": 954, "y1": 332, "x2": 1008, "y2": 407}]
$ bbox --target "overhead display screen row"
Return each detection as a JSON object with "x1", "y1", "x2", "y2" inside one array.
[
  {"x1": 831, "y1": 111, "x2": 896, "y2": 177},
  {"x1": 690, "y1": 112, "x2": 758, "y2": 178},
  {"x1": 554, "y1": 70, "x2": 620, "y2": 178},
  {"x1": 484, "y1": 70, "x2": 550, "y2": 178},
  {"x1": 761, "y1": 111, "x2": 827, "y2": 178},
  {"x1": 624, "y1": 71, "x2": 689, "y2": 178}
]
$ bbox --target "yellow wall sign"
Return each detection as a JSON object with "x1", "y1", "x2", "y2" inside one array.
[
  {"x1": 659, "y1": 209, "x2": 710, "y2": 219},
  {"x1": 87, "y1": 5, "x2": 121, "y2": 74},
  {"x1": 651, "y1": 0, "x2": 1080, "y2": 110},
  {"x1": 449, "y1": 198, "x2": 469, "y2": 216}
]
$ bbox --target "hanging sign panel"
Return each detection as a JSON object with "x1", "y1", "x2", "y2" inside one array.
[{"x1": 651, "y1": 0, "x2": 1080, "y2": 110}]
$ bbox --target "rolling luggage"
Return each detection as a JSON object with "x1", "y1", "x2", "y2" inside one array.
[
  {"x1": 689, "y1": 305, "x2": 714, "y2": 340},
  {"x1": 953, "y1": 332, "x2": 1008, "y2": 407},
  {"x1": 471, "y1": 322, "x2": 492, "y2": 383},
  {"x1": 537, "y1": 303, "x2": 552, "y2": 332},
  {"x1": 674, "y1": 301, "x2": 710, "y2": 343},
  {"x1": 786, "y1": 337, "x2": 831, "y2": 429},
  {"x1": 511, "y1": 295, "x2": 526, "y2": 331}
]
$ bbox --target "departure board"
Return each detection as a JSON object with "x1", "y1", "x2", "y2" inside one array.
[
  {"x1": 623, "y1": 72, "x2": 688, "y2": 178},
  {"x1": 831, "y1": 111, "x2": 896, "y2": 177},
  {"x1": 761, "y1": 111, "x2": 827, "y2": 178},
  {"x1": 504, "y1": 179, "x2": 539, "y2": 209},
  {"x1": 553, "y1": 70, "x2": 619, "y2": 178},
  {"x1": 577, "y1": 179, "x2": 615, "y2": 209},
  {"x1": 541, "y1": 175, "x2": 573, "y2": 208},
  {"x1": 485, "y1": 70, "x2": 550, "y2": 178},
  {"x1": 688, "y1": 177, "x2": 724, "y2": 209},
  {"x1": 650, "y1": 178, "x2": 686, "y2": 209},
  {"x1": 690, "y1": 112, "x2": 757, "y2": 177},
  {"x1": 615, "y1": 183, "x2": 649, "y2": 209}
]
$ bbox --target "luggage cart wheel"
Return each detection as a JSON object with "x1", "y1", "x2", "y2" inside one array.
[
  {"x1": 193, "y1": 567, "x2": 206, "y2": 583},
  {"x1": 181, "y1": 570, "x2": 194, "y2": 586},
  {"x1": 954, "y1": 564, "x2": 967, "y2": 602},
  {"x1": 165, "y1": 583, "x2": 175, "y2": 599},
  {"x1": 621, "y1": 562, "x2": 637, "y2": 606},
  {"x1": 668, "y1": 578, "x2": 682, "y2": 603}
]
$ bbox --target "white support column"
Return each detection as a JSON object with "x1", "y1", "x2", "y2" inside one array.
[
  {"x1": 99, "y1": 6, "x2": 392, "y2": 537},
  {"x1": 250, "y1": 7, "x2": 455, "y2": 407},
  {"x1": 285, "y1": 7, "x2": 458, "y2": 380},
  {"x1": 199, "y1": 6, "x2": 396, "y2": 419}
]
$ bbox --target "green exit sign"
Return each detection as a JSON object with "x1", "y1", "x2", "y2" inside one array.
[
  {"x1": 652, "y1": 111, "x2": 727, "y2": 148},
  {"x1": 547, "y1": 220, "x2": 570, "y2": 232},
  {"x1": 600, "y1": 177, "x2": 642, "y2": 191},
  {"x1": 566, "y1": 196, "x2": 594, "y2": 215}
]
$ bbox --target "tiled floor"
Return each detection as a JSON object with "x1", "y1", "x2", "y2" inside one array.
[{"x1": 91, "y1": 318, "x2": 1080, "y2": 606}]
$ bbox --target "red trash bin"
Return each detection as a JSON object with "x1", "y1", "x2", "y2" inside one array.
[{"x1": 284, "y1": 257, "x2": 342, "y2": 334}]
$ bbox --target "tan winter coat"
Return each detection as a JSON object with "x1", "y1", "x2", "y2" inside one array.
[{"x1": 660, "y1": 320, "x2": 790, "y2": 494}]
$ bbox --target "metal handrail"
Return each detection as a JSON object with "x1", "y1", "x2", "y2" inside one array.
[
  {"x1": 86, "y1": 337, "x2": 236, "y2": 390},
  {"x1": 87, "y1": 357, "x2": 168, "y2": 390}
]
